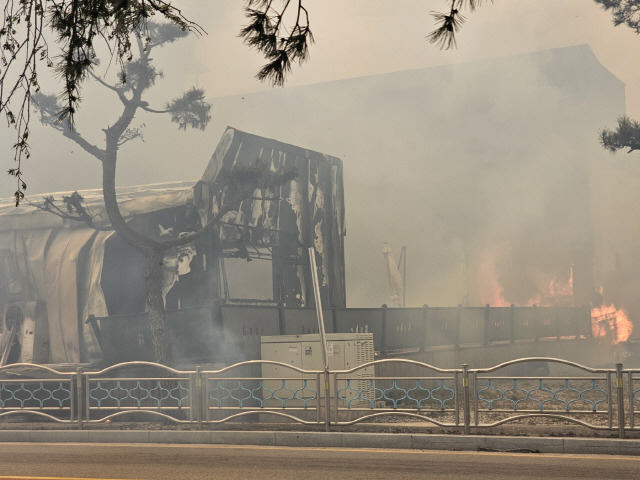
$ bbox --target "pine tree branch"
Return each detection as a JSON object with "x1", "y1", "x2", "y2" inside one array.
[
  {"x1": 62, "y1": 127, "x2": 106, "y2": 162},
  {"x1": 241, "y1": 0, "x2": 313, "y2": 86},
  {"x1": 140, "y1": 104, "x2": 169, "y2": 114},
  {"x1": 88, "y1": 71, "x2": 130, "y2": 104},
  {"x1": 30, "y1": 193, "x2": 114, "y2": 231},
  {"x1": 600, "y1": 116, "x2": 640, "y2": 154}
]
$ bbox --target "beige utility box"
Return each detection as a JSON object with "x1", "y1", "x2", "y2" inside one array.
[{"x1": 260, "y1": 333, "x2": 375, "y2": 407}]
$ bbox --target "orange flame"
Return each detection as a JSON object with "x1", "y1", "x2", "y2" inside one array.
[
  {"x1": 526, "y1": 267, "x2": 574, "y2": 306},
  {"x1": 591, "y1": 304, "x2": 633, "y2": 344},
  {"x1": 478, "y1": 247, "x2": 511, "y2": 307},
  {"x1": 480, "y1": 265, "x2": 575, "y2": 308},
  {"x1": 487, "y1": 284, "x2": 510, "y2": 307}
]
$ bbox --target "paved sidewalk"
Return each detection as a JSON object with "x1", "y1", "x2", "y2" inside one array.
[{"x1": 0, "y1": 429, "x2": 639, "y2": 456}]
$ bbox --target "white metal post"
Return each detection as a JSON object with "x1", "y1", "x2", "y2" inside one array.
[
  {"x1": 309, "y1": 247, "x2": 329, "y2": 370},
  {"x1": 309, "y1": 247, "x2": 330, "y2": 430}
]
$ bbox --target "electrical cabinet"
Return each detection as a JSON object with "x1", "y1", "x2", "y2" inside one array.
[{"x1": 261, "y1": 333, "x2": 374, "y2": 407}]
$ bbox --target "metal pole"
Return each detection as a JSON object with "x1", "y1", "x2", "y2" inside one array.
[
  {"x1": 473, "y1": 371, "x2": 479, "y2": 427},
  {"x1": 309, "y1": 247, "x2": 329, "y2": 371},
  {"x1": 463, "y1": 363, "x2": 470, "y2": 435},
  {"x1": 324, "y1": 371, "x2": 331, "y2": 431},
  {"x1": 629, "y1": 372, "x2": 635, "y2": 430},
  {"x1": 617, "y1": 363, "x2": 625, "y2": 438},
  {"x1": 76, "y1": 368, "x2": 83, "y2": 430},
  {"x1": 195, "y1": 366, "x2": 203, "y2": 430},
  {"x1": 309, "y1": 247, "x2": 330, "y2": 430},
  {"x1": 333, "y1": 374, "x2": 339, "y2": 425},
  {"x1": 607, "y1": 372, "x2": 613, "y2": 430},
  {"x1": 316, "y1": 373, "x2": 321, "y2": 424}
]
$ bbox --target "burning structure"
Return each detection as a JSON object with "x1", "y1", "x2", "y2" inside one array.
[
  {"x1": 0, "y1": 128, "x2": 346, "y2": 365},
  {"x1": 0, "y1": 46, "x2": 636, "y2": 367},
  {"x1": 201, "y1": 45, "x2": 638, "y2": 349}
]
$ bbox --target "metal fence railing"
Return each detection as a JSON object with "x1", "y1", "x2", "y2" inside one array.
[
  {"x1": 0, "y1": 363, "x2": 77, "y2": 424},
  {"x1": 471, "y1": 358, "x2": 617, "y2": 436},
  {"x1": 624, "y1": 368, "x2": 640, "y2": 432},
  {"x1": 83, "y1": 362, "x2": 194, "y2": 425},
  {"x1": 201, "y1": 360, "x2": 323, "y2": 427},
  {"x1": 0, "y1": 357, "x2": 635, "y2": 437},
  {"x1": 331, "y1": 359, "x2": 460, "y2": 428}
]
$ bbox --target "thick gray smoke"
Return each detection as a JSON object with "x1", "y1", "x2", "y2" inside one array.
[
  {"x1": 4, "y1": 45, "x2": 639, "y2": 328},
  {"x1": 191, "y1": 45, "x2": 632, "y2": 314}
]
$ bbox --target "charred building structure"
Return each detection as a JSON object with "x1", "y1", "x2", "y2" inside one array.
[
  {"x1": 0, "y1": 128, "x2": 346, "y2": 365},
  {"x1": 0, "y1": 46, "x2": 634, "y2": 368}
]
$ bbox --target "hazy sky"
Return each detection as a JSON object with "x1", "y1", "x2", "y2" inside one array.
[{"x1": 170, "y1": 0, "x2": 640, "y2": 115}]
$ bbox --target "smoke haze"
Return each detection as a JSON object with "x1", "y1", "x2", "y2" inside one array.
[{"x1": 2, "y1": 2, "x2": 640, "y2": 324}]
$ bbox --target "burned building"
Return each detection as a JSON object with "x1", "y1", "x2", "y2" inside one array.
[{"x1": 0, "y1": 127, "x2": 346, "y2": 365}]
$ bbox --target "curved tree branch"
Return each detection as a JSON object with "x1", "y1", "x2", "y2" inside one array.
[
  {"x1": 88, "y1": 71, "x2": 130, "y2": 105},
  {"x1": 62, "y1": 128, "x2": 107, "y2": 162},
  {"x1": 140, "y1": 105, "x2": 170, "y2": 114}
]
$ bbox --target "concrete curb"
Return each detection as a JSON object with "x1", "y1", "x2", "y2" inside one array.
[{"x1": 0, "y1": 430, "x2": 639, "y2": 455}]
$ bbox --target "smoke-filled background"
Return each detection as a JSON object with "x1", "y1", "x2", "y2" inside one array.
[{"x1": 2, "y1": 1, "x2": 640, "y2": 324}]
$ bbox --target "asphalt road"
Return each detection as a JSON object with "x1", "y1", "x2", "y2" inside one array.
[{"x1": 0, "y1": 443, "x2": 639, "y2": 480}]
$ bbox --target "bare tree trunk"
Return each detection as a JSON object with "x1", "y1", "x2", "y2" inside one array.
[
  {"x1": 102, "y1": 134, "x2": 173, "y2": 365},
  {"x1": 144, "y1": 248, "x2": 173, "y2": 365}
]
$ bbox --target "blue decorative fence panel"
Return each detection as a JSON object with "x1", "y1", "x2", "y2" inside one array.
[
  {"x1": 84, "y1": 362, "x2": 193, "y2": 423},
  {"x1": 472, "y1": 358, "x2": 614, "y2": 431},
  {"x1": 0, "y1": 363, "x2": 76, "y2": 423},
  {"x1": 202, "y1": 360, "x2": 322, "y2": 425},
  {"x1": 332, "y1": 359, "x2": 460, "y2": 427}
]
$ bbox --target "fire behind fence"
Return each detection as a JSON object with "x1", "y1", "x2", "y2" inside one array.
[{"x1": 1, "y1": 357, "x2": 639, "y2": 438}]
